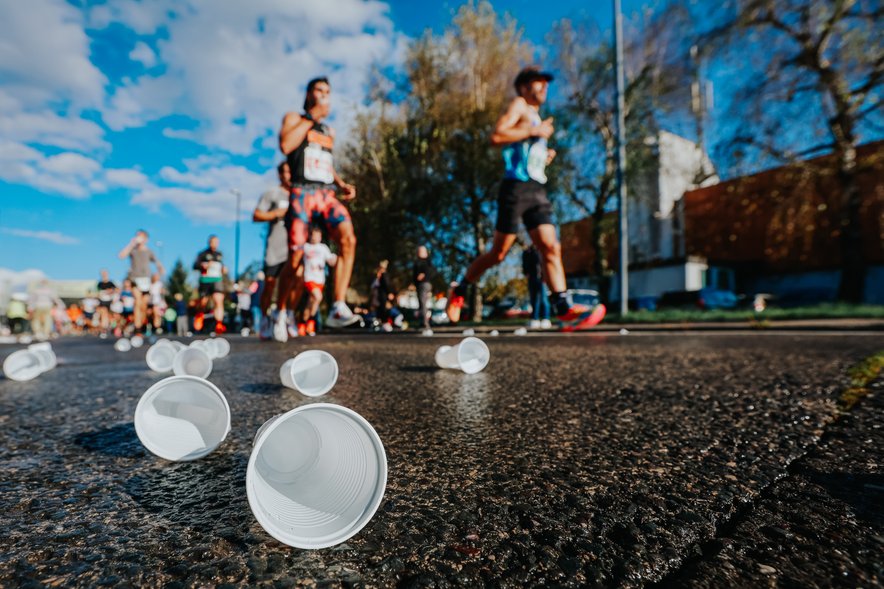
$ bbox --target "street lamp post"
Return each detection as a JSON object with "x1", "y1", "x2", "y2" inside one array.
[
  {"x1": 614, "y1": 0, "x2": 629, "y2": 316},
  {"x1": 231, "y1": 188, "x2": 242, "y2": 282}
]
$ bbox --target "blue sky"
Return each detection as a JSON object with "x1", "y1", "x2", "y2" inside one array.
[{"x1": 0, "y1": 0, "x2": 713, "y2": 282}]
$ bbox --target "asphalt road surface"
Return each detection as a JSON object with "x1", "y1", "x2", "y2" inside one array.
[{"x1": 1, "y1": 332, "x2": 881, "y2": 588}]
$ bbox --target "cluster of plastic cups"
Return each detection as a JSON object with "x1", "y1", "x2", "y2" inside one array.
[
  {"x1": 2, "y1": 342, "x2": 57, "y2": 381},
  {"x1": 144, "y1": 338, "x2": 230, "y2": 377},
  {"x1": 133, "y1": 347, "x2": 387, "y2": 550}
]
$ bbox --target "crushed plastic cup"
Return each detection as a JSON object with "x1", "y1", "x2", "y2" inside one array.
[
  {"x1": 462, "y1": 328, "x2": 475, "y2": 336},
  {"x1": 489, "y1": 330, "x2": 500, "y2": 337},
  {"x1": 513, "y1": 327, "x2": 528, "y2": 336},
  {"x1": 280, "y1": 350, "x2": 338, "y2": 397},
  {"x1": 146, "y1": 341, "x2": 177, "y2": 373},
  {"x1": 172, "y1": 347, "x2": 213, "y2": 379},
  {"x1": 3, "y1": 350, "x2": 44, "y2": 381},
  {"x1": 134, "y1": 375, "x2": 231, "y2": 461},
  {"x1": 208, "y1": 337, "x2": 230, "y2": 359},
  {"x1": 247, "y1": 403, "x2": 387, "y2": 549},
  {"x1": 114, "y1": 338, "x2": 132, "y2": 352},
  {"x1": 434, "y1": 336, "x2": 490, "y2": 374},
  {"x1": 130, "y1": 335, "x2": 144, "y2": 348},
  {"x1": 619, "y1": 328, "x2": 630, "y2": 335}
]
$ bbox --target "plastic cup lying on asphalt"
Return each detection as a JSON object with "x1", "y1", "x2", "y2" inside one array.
[
  {"x1": 145, "y1": 341, "x2": 177, "y2": 373},
  {"x1": 3, "y1": 350, "x2": 44, "y2": 381},
  {"x1": 247, "y1": 403, "x2": 387, "y2": 549},
  {"x1": 489, "y1": 330, "x2": 500, "y2": 337},
  {"x1": 171, "y1": 341, "x2": 187, "y2": 352},
  {"x1": 130, "y1": 335, "x2": 144, "y2": 348},
  {"x1": 172, "y1": 347, "x2": 213, "y2": 379},
  {"x1": 434, "y1": 336, "x2": 490, "y2": 374},
  {"x1": 513, "y1": 327, "x2": 528, "y2": 336},
  {"x1": 27, "y1": 343, "x2": 56, "y2": 372},
  {"x1": 134, "y1": 375, "x2": 231, "y2": 461},
  {"x1": 462, "y1": 328, "x2": 475, "y2": 336},
  {"x1": 279, "y1": 350, "x2": 338, "y2": 397},
  {"x1": 114, "y1": 338, "x2": 132, "y2": 352},
  {"x1": 208, "y1": 337, "x2": 230, "y2": 359}
]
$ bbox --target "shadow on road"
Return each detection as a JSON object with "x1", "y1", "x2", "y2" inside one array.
[
  {"x1": 240, "y1": 382, "x2": 281, "y2": 395},
  {"x1": 74, "y1": 423, "x2": 145, "y2": 459}
]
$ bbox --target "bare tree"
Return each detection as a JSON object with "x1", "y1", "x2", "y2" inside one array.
[{"x1": 709, "y1": 0, "x2": 882, "y2": 302}]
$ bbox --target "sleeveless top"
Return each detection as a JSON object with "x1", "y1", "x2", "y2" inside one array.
[
  {"x1": 287, "y1": 115, "x2": 335, "y2": 185},
  {"x1": 502, "y1": 108, "x2": 548, "y2": 184}
]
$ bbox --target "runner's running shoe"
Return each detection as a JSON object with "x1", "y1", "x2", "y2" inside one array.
[
  {"x1": 306, "y1": 319, "x2": 316, "y2": 336},
  {"x1": 273, "y1": 313, "x2": 288, "y2": 343},
  {"x1": 193, "y1": 312, "x2": 205, "y2": 332},
  {"x1": 445, "y1": 286, "x2": 465, "y2": 323},
  {"x1": 326, "y1": 302, "x2": 360, "y2": 328},
  {"x1": 214, "y1": 322, "x2": 227, "y2": 335},
  {"x1": 297, "y1": 323, "x2": 307, "y2": 337},
  {"x1": 556, "y1": 303, "x2": 592, "y2": 322}
]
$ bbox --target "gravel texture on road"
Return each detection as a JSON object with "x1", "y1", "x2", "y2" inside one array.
[{"x1": 0, "y1": 333, "x2": 880, "y2": 588}]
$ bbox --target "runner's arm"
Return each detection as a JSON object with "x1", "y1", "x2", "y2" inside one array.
[
  {"x1": 279, "y1": 112, "x2": 313, "y2": 155},
  {"x1": 332, "y1": 169, "x2": 356, "y2": 201},
  {"x1": 117, "y1": 238, "x2": 136, "y2": 259},
  {"x1": 490, "y1": 98, "x2": 553, "y2": 146}
]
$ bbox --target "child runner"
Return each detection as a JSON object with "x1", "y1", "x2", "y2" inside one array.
[{"x1": 299, "y1": 226, "x2": 337, "y2": 336}]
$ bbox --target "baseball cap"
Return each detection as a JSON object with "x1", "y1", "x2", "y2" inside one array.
[{"x1": 514, "y1": 67, "x2": 554, "y2": 90}]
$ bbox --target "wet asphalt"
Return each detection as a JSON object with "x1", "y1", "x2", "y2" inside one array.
[{"x1": 0, "y1": 332, "x2": 881, "y2": 588}]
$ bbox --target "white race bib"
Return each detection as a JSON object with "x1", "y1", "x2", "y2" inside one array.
[
  {"x1": 527, "y1": 140, "x2": 548, "y2": 184},
  {"x1": 303, "y1": 144, "x2": 334, "y2": 184},
  {"x1": 206, "y1": 261, "x2": 223, "y2": 278}
]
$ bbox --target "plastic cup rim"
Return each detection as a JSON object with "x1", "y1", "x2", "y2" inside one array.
[
  {"x1": 246, "y1": 402, "x2": 387, "y2": 549},
  {"x1": 134, "y1": 374, "x2": 231, "y2": 462}
]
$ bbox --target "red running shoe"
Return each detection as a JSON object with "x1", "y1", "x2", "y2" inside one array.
[
  {"x1": 214, "y1": 321, "x2": 227, "y2": 335},
  {"x1": 306, "y1": 319, "x2": 316, "y2": 335},
  {"x1": 297, "y1": 323, "x2": 307, "y2": 337},
  {"x1": 555, "y1": 303, "x2": 592, "y2": 323},
  {"x1": 445, "y1": 287, "x2": 465, "y2": 323},
  {"x1": 193, "y1": 312, "x2": 205, "y2": 331}
]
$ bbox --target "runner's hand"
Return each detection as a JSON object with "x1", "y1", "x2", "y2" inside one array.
[
  {"x1": 546, "y1": 149, "x2": 556, "y2": 165},
  {"x1": 535, "y1": 117, "x2": 554, "y2": 139},
  {"x1": 339, "y1": 182, "x2": 356, "y2": 201}
]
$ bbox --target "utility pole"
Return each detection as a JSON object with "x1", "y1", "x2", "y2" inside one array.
[
  {"x1": 614, "y1": 0, "x2": 629, "y2": 316},
  {"x1": 231, "y1": 188, "x2": 242, "y2": 281}
]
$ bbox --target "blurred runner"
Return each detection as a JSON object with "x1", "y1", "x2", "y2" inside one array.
[
  {"x1": 192, "y1": 235, "x2": 228, "y2": 334},
  {"x1": 275, "y1": 76, "x2": 359, "y2": 342},
  {"x1": 446, "y1": 67, "x2": 601, "y2": 327}
]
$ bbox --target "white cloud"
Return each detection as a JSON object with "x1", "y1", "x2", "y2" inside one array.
[
  {"x1": 106, "y1": 168, "x2": 149, "y2": 189},
  {"x1": 0, "y1": 0, "x2": 106, "y2": 108},
  {"x1": 0, "y1": 227, "x2": 81, "y2": 245},
  {"x1": 129, "y1": 41, "x2": 158, "y2": 68},
  {"x1": 40, "y1": 152, "x2": 102, "y2": 177},
  {"x1": 101, "y1": 0, "x2": 405, "y2": 154}
]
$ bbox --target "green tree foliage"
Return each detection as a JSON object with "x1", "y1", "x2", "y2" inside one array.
[{"x1": 164, "y1": 258, "x2": 194, "y2": 305}]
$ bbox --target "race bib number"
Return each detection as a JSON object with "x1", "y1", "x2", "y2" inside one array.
[
  {"x1": 527, "y1": 140, "x2": 548, "y2": 184},
  {"x1": 303, "y1": 144, "x2": 334, "y2": 184},
  {"x1": 206, "y1": 261, "x2": 223, "y2": 278}
]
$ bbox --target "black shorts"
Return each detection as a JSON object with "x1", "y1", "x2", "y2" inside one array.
[
  {"x1": 495, "y1": 179, "x2": 553, "y2": 234},
  {"x1": 263, "y1": 261, "x2": 285, "y2": 278},
  {"x1": 198, "y1": 282, "x2": 224, "y2": 297}
]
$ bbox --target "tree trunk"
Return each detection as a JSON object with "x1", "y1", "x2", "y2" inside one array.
[
  {"x1": 591, "y1": 199, "x2": 609, "y2": 304},
  {"x1": 836, "y1": 145, "x2": 865, "y2": 302},
  {"x1": 472, "y1": 233, "x2": 485, "y2": 323}
]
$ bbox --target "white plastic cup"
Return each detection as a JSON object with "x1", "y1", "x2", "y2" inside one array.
[
  {"x1": 3, "y1": 350, "x2": 44, "y2": 381},
  {"x1": 247, "y1": 403, "x2": 387, "y2": 549},
  {"x1": 172, "y1": 347, "x2": 213, "y2": 379},
  {"x1": 434, "y1": 337, "x2": 490, "y2": 374},
  {"x1": 208, "y1": 337, "x2": 230, "y2": 359},
  {"x1": 513, "y1": 327, "x2": 528, "y2": 336},
  {"x1": 114, "y1": 338, "x2": 132, "y2": 352},
  {"x1": 489, "y1": 330, "x2": 500, "y2": 337},
  {"x1": 171, "y1": 341, "x2": 187, "y2": 352},
  {"x1": 130, "y1": 335, "x2": 144, "y2": 348},
  {"x1": 27, "y1": 343, "x2": 56, "y2": 372},
  {"x1": 279, "y1": 350, "x2": 338, "y2": 397},
  {"x1": 134, "y1": 375, "x2": 231, "y2": 461},
  {"x1": 145, "y1": 341, "x2": 177, "y2": 373},
  {"x1": 462, "y1": 328, "x2": 475, "y2": 336}
]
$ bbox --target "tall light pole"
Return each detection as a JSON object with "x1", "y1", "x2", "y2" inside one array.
[
  {"x1": 231, "y1": 188, "x2": 242, "y2": 281},
  {"x1": 614, "y1": 0, "x2": 629, "y2": 316}
]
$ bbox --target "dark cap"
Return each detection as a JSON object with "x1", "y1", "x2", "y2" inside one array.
[{"x1": 514, "y1": 66, "x2": 554, "y2": 91}]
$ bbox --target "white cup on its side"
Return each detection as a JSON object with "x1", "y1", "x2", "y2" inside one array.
[
  {"x1": 434, "y1": 337, "x2": 490, "y2": 374},
  {"x1": 145, "y1": 341, "x2": 177, "y2": 373},
  {"x1": 134, "y1": 375, "x2": 231, "y2": 461},
  {"x1": 130, "y1": 335, "x2": 144, "y2": 348},
  {"x1": 247, "y1": 403, "x2": 387, "y2": 549},
  {"x1": 114, "y1": 338, "x2": 132, "y2": 352},
  {"x1": 208, "y1": 337, "x2": 230, "y2": 359},
  {"x1": 3, "y1": 350, "x2": 44, "y2": 381},
  {"x1": 172, "y1": 347, "x2": 213, "y2": 379},
  {"x1": 279, "y1": 350, "x2": 338, "y2": 397},
  {"x1": 27, "y1": 343, "x2": 56, "y2": 372}
]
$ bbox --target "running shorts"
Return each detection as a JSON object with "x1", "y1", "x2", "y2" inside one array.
[
  {"x1": 495, "y1": 179, "x2": 553, "y2": 234},
  {"x1": 286, "y1": 184, "x2": 351, "y2": 250}
]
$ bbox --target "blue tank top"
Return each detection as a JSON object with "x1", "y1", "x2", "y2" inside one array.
[{"x1": 502, "y1": 110, "x2": 548, "y2": 184}]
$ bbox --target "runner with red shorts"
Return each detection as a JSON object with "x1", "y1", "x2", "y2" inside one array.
[{"x1": 274, "y1": 76, "x2": 359, "y2": 342}]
